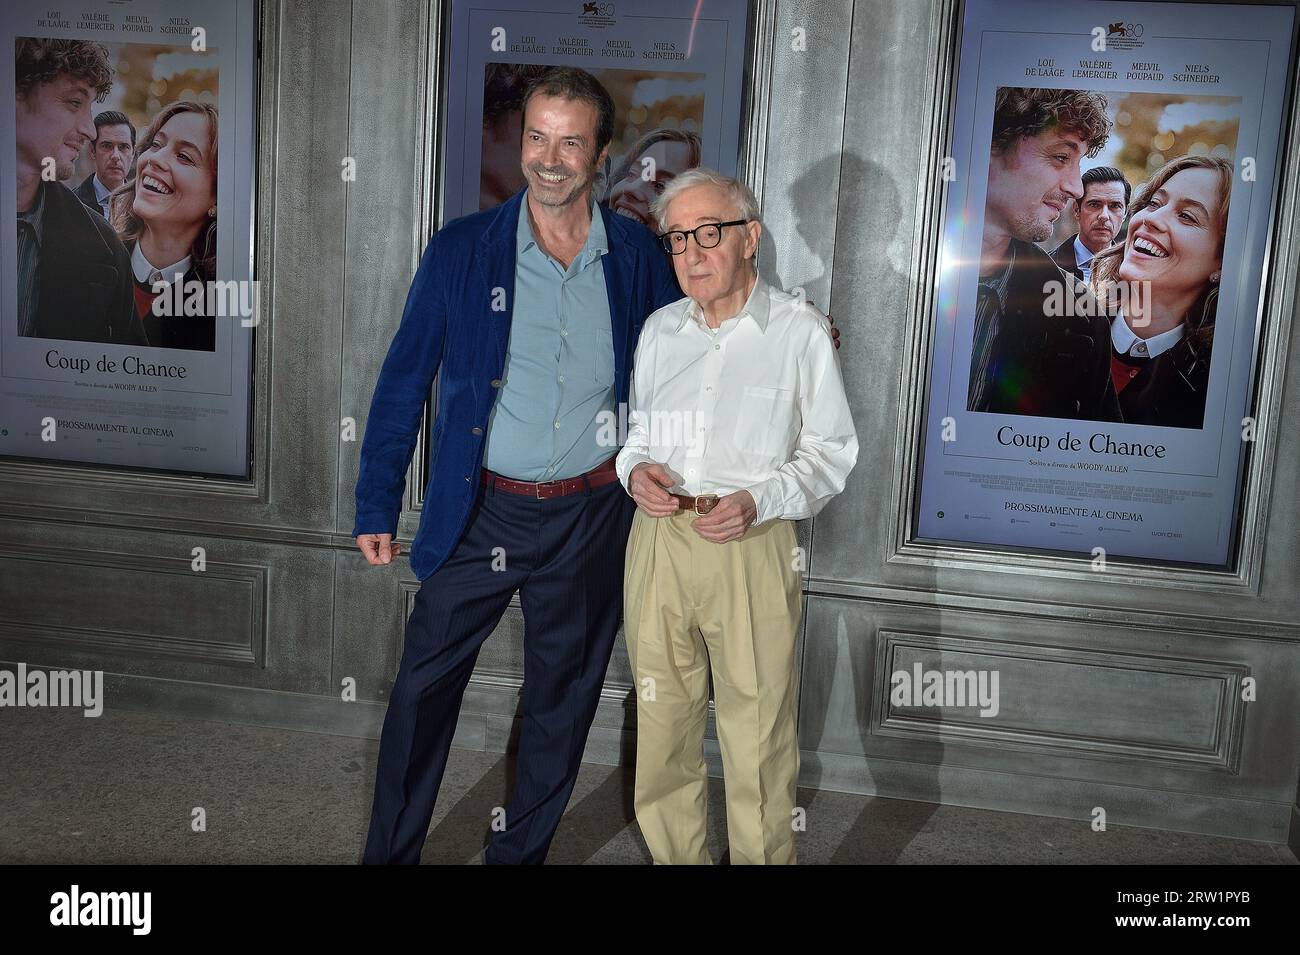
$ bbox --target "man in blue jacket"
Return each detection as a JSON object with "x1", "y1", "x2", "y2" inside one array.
[{"x1": 354, "y1": 68, "x2": 682, "y2": 864}]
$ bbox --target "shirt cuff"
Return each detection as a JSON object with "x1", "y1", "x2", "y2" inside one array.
[
  {"x1": 616, "y1": 451, "x2": 656, "y2": 493},
  {"x1": 744, "y1": 478, "x2": 782, "y2": 526}
]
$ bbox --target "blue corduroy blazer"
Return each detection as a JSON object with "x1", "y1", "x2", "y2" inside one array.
[{"x1": 353, "y1": 188, "x2": 682, "y2": 580}]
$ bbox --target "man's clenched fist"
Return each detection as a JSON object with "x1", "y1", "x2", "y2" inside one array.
[
  {"x1": 357, "y1": 533, "x2": 401, "y2": 566},
  {"x1": 690, "y1": 490, "x2": 756, "y2": 544},
  {"x1": 628, "y1": 462, "x2": 680, "y2": 517}
]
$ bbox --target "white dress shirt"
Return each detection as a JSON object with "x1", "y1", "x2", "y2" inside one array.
[
  {"x1": 1073, "y1": 235, "x2": 1095, "y2": 285},
  {"x1": 1111, "y1": 309, "x2": 1185, "y2": 359},
  {"x1": 616, "y1": 275, "x2": 858, "y2": 526}
]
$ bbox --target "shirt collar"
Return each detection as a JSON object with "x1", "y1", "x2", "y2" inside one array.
[
  {"x1": 1111, "y1": 310, "x2": 1185, "y2": 359},
  {"x1": 92, "y1": 175, "x2": 113, "y2": 204},
  {"x1": 677, "y1": 272, "x2": 770, "y2": 333},
  {"x1": 516, "y1": 192, "x2": 608, "y2": 267},
  {"x1": 1073, "y1": 234, "x2": 1095, "y2": 268},
  {"x1": 132, "y1": 242, "x2": 192, "y2": 285}
]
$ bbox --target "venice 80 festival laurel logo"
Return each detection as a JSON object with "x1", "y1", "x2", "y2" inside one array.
[
  {"x1": 580, "y1": 2, "x2": 616, "y2": 26},
  {"x1": 1104, "y1": 20, "x2": 1145, "y2": 51}
]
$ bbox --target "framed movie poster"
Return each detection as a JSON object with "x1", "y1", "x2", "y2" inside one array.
[
  {"x1": 0, "y1": 0, "x2": 257, "y2": 479},
  {"x1": 440, "y1": 0, "x2": 752, "y2": 228},
  {"x1": 913, "y1": 0, "x2": 1297, "y2": 567}
]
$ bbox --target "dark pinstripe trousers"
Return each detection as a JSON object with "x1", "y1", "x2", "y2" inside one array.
[{"x1": 362, "y1": 475, "x2": 634, "y2": 864}]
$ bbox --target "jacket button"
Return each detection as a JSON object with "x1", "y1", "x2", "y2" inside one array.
[
  {"x1": 490, "y1": 378, "x2": 502, "y2": 388},
  {"x1": 471, "y1": 427, "x2": 482, "y2": 435}
]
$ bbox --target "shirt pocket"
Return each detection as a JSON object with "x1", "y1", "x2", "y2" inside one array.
[{"x1": 732, "y1": 385, "x2": 797, "y2": 458}]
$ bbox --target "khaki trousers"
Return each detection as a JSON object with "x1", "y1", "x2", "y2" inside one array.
[{"x1": 623, "y1": 506, "x2": 803, "y2": 864}]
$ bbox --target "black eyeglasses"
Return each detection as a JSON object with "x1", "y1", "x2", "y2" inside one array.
[{"x1": 658, "y1": 219, "x2": 749, "y2": 255}]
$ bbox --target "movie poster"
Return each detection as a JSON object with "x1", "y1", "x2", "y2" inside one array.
[
  {"x1": 915, "y1": 0, "x2": 1296, "y2": 566},
  {"x1": 0, "y1": 0, "x2": 257, "y2": 478},
  {"x1": 442, "y1": 0, "x2": 750, "y2": 228}
]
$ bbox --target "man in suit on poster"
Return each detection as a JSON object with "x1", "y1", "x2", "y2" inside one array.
[
  {"x1": 74, "y1": 110, "x2": 136, "y2": 221},
  {"x1": 1048, "y1": 165, "x2": 1130, "y2": 285}
]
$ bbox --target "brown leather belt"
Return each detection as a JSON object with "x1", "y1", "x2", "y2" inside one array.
[
  {"x1": 670, "y1": 492, "x2": 720, "y2": 515},
  {"x1": 481, "y1": 454, "x2": 620, "y2": 499}
]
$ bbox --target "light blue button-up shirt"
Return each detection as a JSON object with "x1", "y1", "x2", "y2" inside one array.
[
  {"x1": 91, "y1": 175, "x2": 113, "y2": 220},
  {"x1": 1073, "y1": 234, "x2": 1096, "y2": 285},
  {"x1": 481, "y1": 195, "x2": 616, "y2": 480}
]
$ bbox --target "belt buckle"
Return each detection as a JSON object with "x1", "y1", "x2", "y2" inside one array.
[
  {"x1": 534, "y1": 478, "x2": 560, "y2": 499},
  {"x1": 694, "y1": 493, "x2": 719, "y2": 515}
]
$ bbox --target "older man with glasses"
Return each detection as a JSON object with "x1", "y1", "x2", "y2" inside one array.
[{"x1": 616, "y1": 168, "x2": 858, "y2": 864}]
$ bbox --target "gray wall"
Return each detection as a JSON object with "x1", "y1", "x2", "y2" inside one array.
[{"x1": 2, "y1": 0, "x2": 1298, "y2": 848}]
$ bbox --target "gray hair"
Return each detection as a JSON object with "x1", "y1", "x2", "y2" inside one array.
[{"x1": 650, "y1": 167, "x2": 762, "y2": 232}]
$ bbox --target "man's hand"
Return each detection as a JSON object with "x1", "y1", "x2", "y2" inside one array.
[
  {"x1": 691, "y1": 490, "x2": 757, "y2": 544},
  {"x1": 629, "y1": 462, "x2": 680, "y2": 517},
  {"x1": 805, "y1": 297, "x2": 840, "y2": 349},
  {"x1": 357, "y1": 533, "x2": 401, "y2": 566}
]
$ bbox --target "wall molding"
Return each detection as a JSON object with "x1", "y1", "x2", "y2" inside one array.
[
  {"x1": 873, "y1": 629, "x2": 1249, "y2": 772},
  {"x1": 0, "y1": 548, "x2": 267, "y2": 666}
]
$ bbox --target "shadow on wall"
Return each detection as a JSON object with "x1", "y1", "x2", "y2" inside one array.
[{"x1": 773, "y1": 150, "x2": 947, "y2": 860}]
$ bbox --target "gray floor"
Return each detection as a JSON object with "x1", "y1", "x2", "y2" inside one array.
[{"x1": 1, "y1": 705, "x2": 1294, "y2": 864}]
